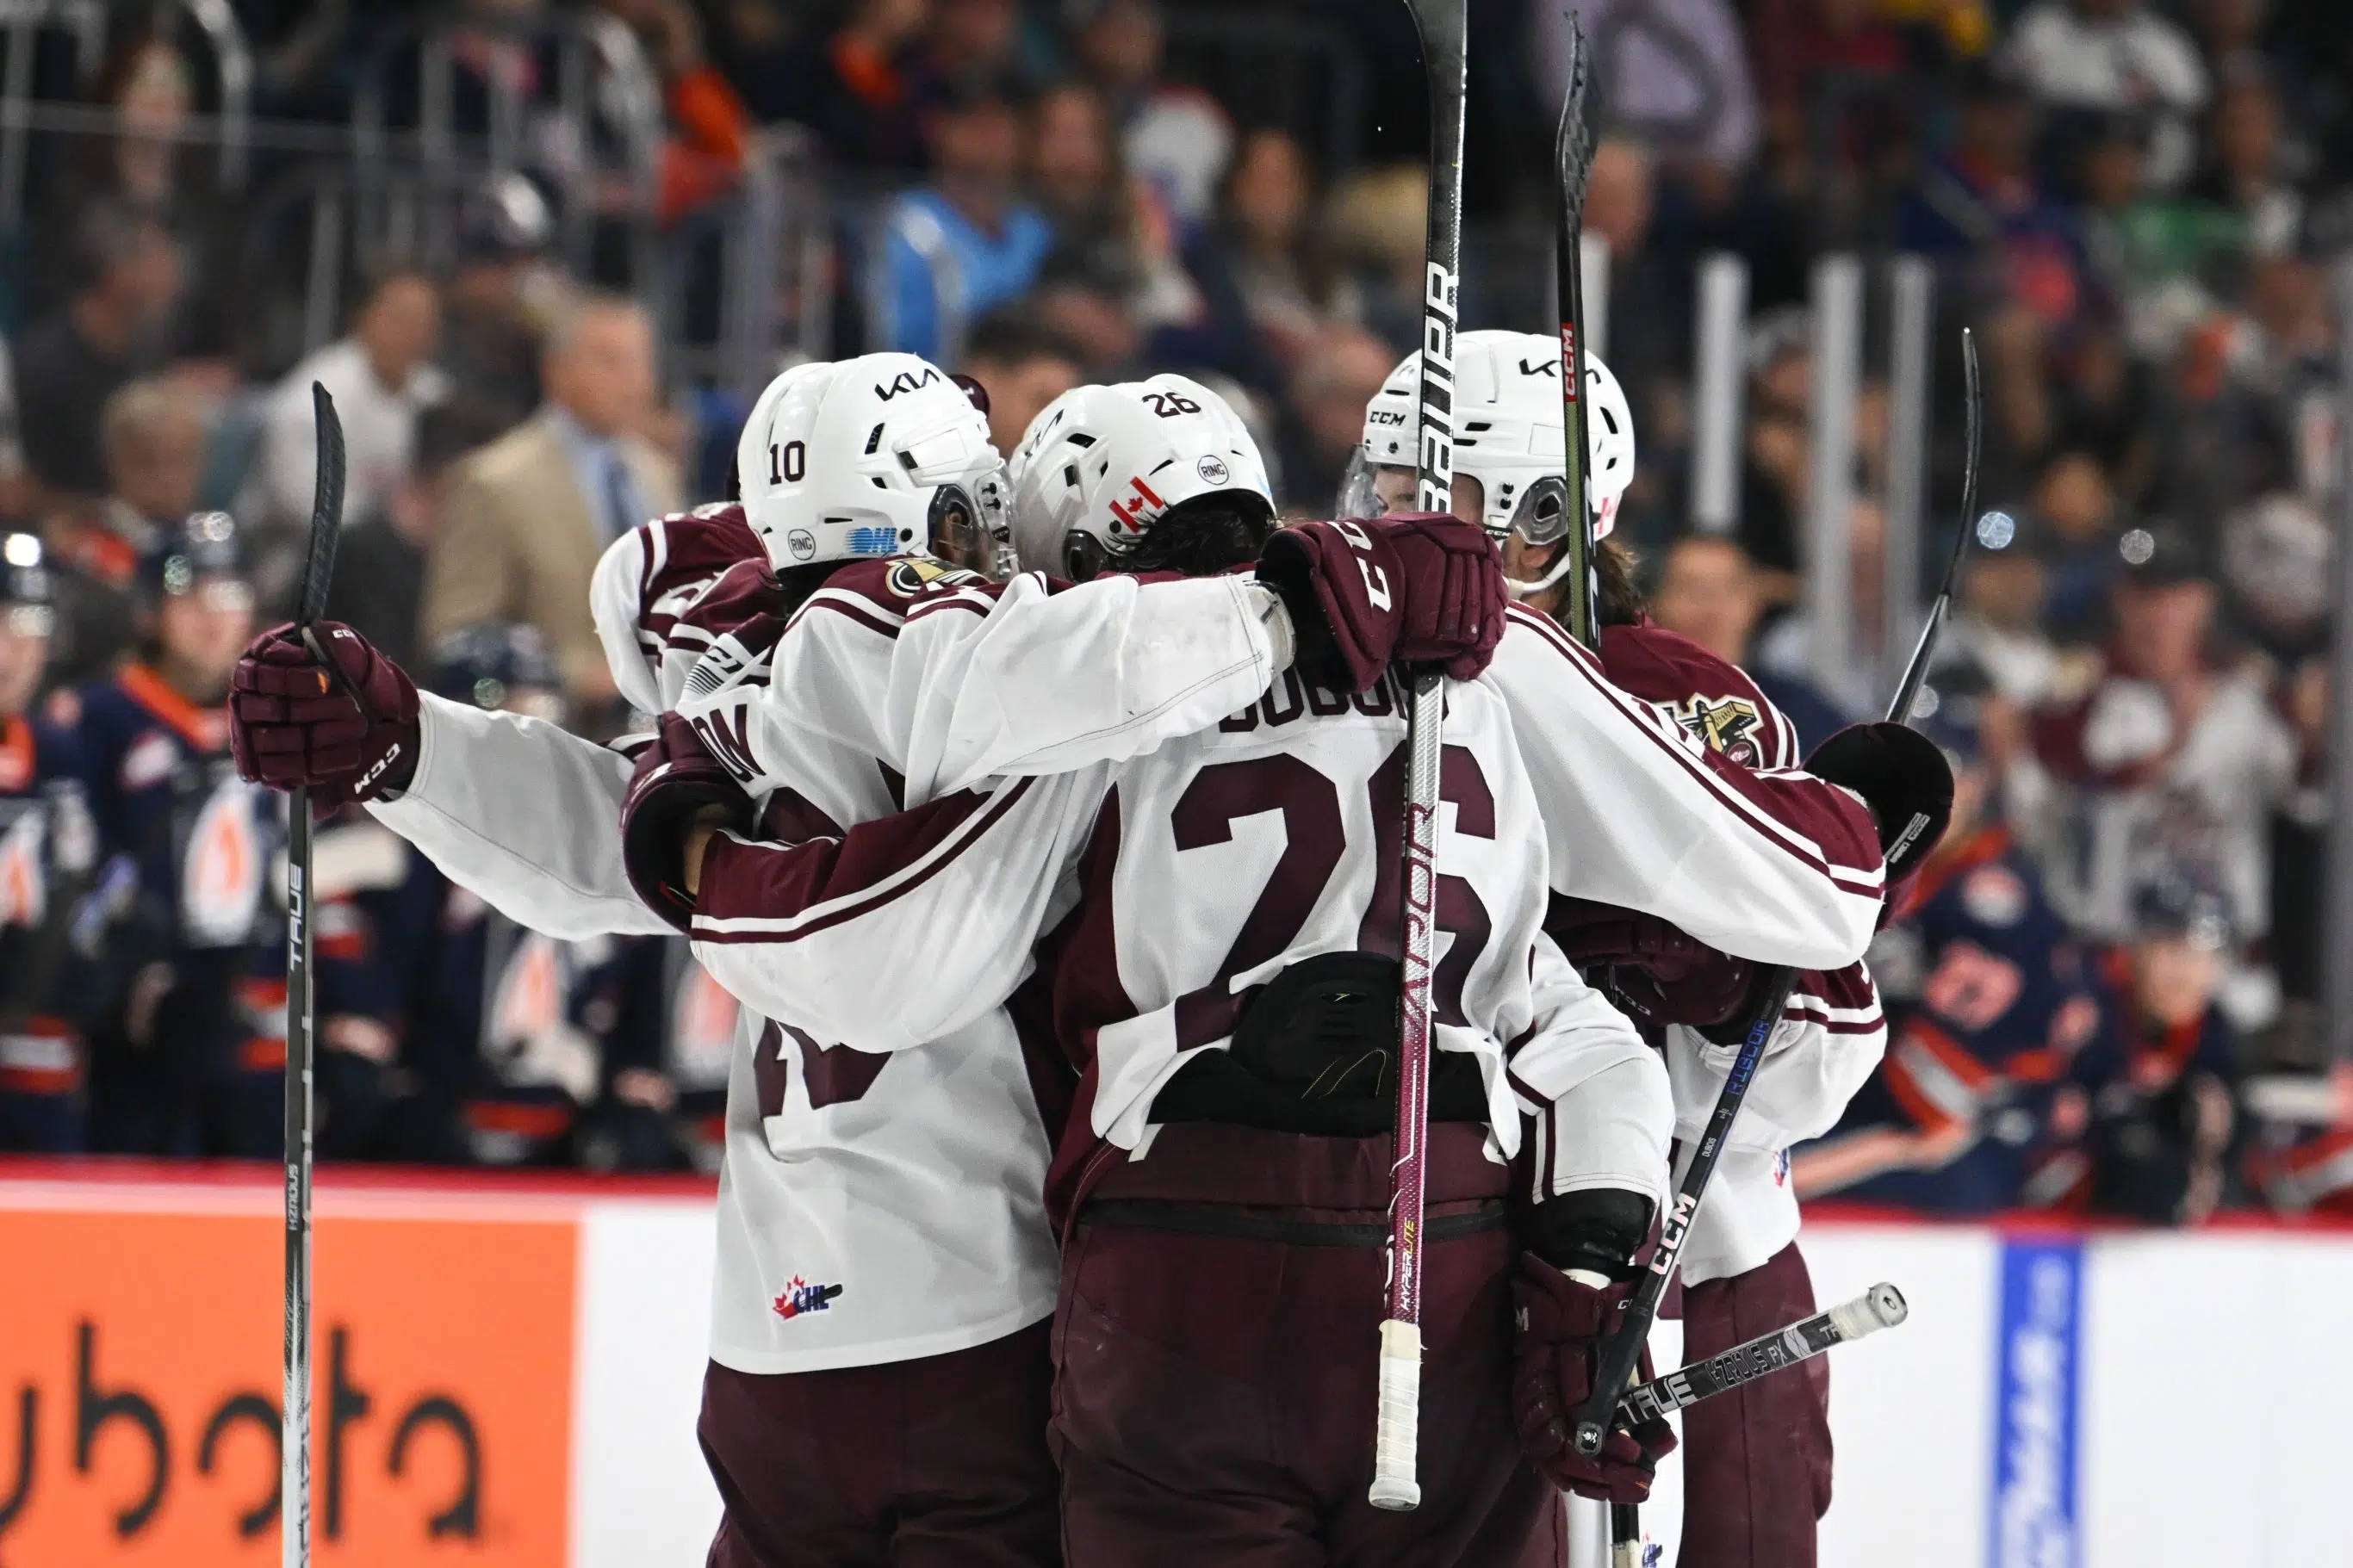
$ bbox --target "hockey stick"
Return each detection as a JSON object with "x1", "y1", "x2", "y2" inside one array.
[
  {"x1": 1552, "y1": 13, "x2": 1599, "y2": 651},
  {"x1": 282, "y1": 382, "x2": 345, "y2": 1568},
  {"x1": 1370, "y1": 0, "x2": 1468, "y2": 1515},
  {"x1": 1616, "y1": 1281, "x2": 1907, "y2": 1429},
  {"x1": 1571, "y1": 328, "x2": 1984, "y2": 1460}
]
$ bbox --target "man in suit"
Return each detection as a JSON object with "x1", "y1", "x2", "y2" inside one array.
[{"x1": 422, "y1": 293, "x2": 682, "y2": 712}]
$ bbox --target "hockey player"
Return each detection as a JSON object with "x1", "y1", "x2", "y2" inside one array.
[
  {"x1": 0, "y1": 531, "x2": 98, "y2": 1150},
  {"x1": 647, "y1": 374, "x2": 1664, "y2": 1563},
  {"x1": 74, "y1": 513, "x2": 289, "y2": 1156},
  {"x1": 1796, "y1": 679, "x2": 2102, "y2": 1216},
  {"x1": 639, "y1": 372, "x2": 1918, "y2": 1558},
  {"x1": 227, "y1": 353, "x2": 1493, "y2": 1566},
  {"x1": 1346, "y1": 332, "x2": 1931, "y2": 1566}
]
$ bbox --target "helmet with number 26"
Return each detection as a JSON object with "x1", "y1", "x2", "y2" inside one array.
[
  {"x1": 1342, "y1": 329, "x2": 1636, "y2": 594},
  {"x1": 736, "y1": 352, "x2": 1013, "y2": 577},
  {"x1": 1007, "y1": 374, "x2": 1273, "y2": 579}
]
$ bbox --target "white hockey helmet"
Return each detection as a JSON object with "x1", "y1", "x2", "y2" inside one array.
[
  {"x1": 736, "y1": 352, "x2": 1013, "y2": 576},
  {"x1": 1342, "y1": 329, "x2": 1636, "y2": 574},
  {"x1": 1007, "y1": 373, "x2": 1273, "y2": 578}
]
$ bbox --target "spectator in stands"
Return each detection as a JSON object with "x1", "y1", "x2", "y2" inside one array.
[
  {"x1": 2067, "y1": 864, "x2": 2241, "y2": 1224},
  {"x1": 1898, "y1": 65, "x2": 2089, "y2": 336},
  {"x1": 1070, "y1": 0, "x2": 1232, "y2": 229},
  {"x1": 1950, "y1": 512, "x2": 2064, "y2": 708},
  {"x1": 242, "y1": 268, "x2": 450, "y2": 610},
  {"x1": 2026, "y1": 524, "x2": 2300, "y2": 1025},
  {"x1": 1533, "y1": 0, "x2": 1761, "y2": 173},
  {"x1": 16, "y1": 205, "x2": 184, "y2": 510},
  {"x1": 872, "y1": 74, "x2": 1052, "y2": 363},
  {"x1": 2002, "y1": 0, "x2": 2210, "y2": 189},
  {"x1": 325, "y1": 400, "x2": 512, "y2": 678},
  {"x1": 921, "y1": 0, "x2": 1050, "y2": 93},
  {"x1": 442, "y1": 174, "x2": 562, "y2": 428},
  {"x1": 422, "y1": 294, "x2": 682, "y2": 711},
  {"x1": 599, "y1": 0, "x2": 754, "y2": 224},
  {"x1": 769, "y1": 0, "x2": 934, "y2": 171},
  {"x1": 2183, "y1": 67, "x2": 2303, "y2": 261},
  {"x1": 1650, "y1": 532, "x2": 1853, "y2": 753},
  {"x1": 1273, "y1": 325, "x2": 1398, "y2": 516},
  {"x1": 2027, "y1": 449, "x2": 2126, "y2": 642},
  {"x1": 44, "y1": 380, "x2": 208, "y2": 688},
  {"x1": 1322, "y1": 164, "x2": 1430, "y2": 356},
  {"x1": 1209, "y1": 128, "x2": 1346, "y2": 375},
  {"x1": 955, "y1": 307, "x2": 1082, "y2": 458}
]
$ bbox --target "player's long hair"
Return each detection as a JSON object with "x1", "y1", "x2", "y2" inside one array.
[
  {"x1": 1595, "y1": 537, "x2": 1645, "y2": 627},
  {"x1": 1119, "y1": 496, "x2": 1278, "y2": 577}
]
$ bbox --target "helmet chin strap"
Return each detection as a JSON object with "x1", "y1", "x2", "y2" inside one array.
[{"x1": 1504, "y1": 536, "x2": 1581, "y2": 599}]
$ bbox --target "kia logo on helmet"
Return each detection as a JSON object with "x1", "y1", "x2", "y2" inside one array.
[
  {"x1": 1196, "y1": 455, "x2": 1230, "y2": 486},
  {"x1": 786, "y1": 529, "x2": 816, "y2": 561},
  {"x1": 874, "y1": 367, "x2": 943, "y2": 400}
]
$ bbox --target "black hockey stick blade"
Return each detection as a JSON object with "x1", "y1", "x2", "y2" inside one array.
[
  {"x1": 1884, "y1": 326, "x2": 1982, "y2": 726},
  {"x1": 1555, "y1": 15, "x2": 1593, "y2": 221},
  {"x1": 298, "y1": 382, "x2": 346, "y2": 630}
]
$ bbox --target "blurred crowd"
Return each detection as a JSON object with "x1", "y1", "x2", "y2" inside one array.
[{"x1": 1, "y1": 0, "x2": 2351, "y2": 1218}]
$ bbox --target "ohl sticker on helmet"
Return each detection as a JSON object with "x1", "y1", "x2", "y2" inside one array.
[
  {"x1": 1197, "y1": 455, "x2": 1230, "y2": 486},
  {"x1": 785, "y1": 529, "x2": 816, "y2": 561}
]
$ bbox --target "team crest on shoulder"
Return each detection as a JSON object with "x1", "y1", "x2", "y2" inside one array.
[
  {"x1": 1655, "y1": 693, "x2": 1766, "y2": 767},
  {"x1": 884, "y1": 556, "x2": 985, "y2": 598}
]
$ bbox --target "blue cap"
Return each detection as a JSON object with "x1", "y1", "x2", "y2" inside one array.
[
  {"x1": 1, "y1": 530, "x2": 52, "y2": 608},
  {"x1": 139, "y1": 511, "x2": 247, "y2": 599},
  {"x1": 429, "y1": 623, "x2": 562, "y2": 711}
]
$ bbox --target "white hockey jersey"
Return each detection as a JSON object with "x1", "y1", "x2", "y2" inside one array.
[
  {"x1": 1572, "y1": 619, "x2": 1890, "y2": 1286},
  {"x1": 376, "y1": 511, "x2": 1297, "y2": 1372},
  {"x1": 688, "y1": 662, "x2": 1676, "y2": 1221},
  {"x1": 685, "y1": 610, "x2": 1893, "y2": 1282}
]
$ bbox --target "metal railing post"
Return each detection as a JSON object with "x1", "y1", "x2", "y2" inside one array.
[
  {"x1": 2326, "y1": 259, "x2": 2353, "y2": 1063},
  {"x1": 1884, "y1": 253, "x2": 1934, "y2": 692},
  {"x1": 1804, "y1": 252, "x2": 1864, "y2": 696},
  {"x1": 1690, "y1": 251, "x2": 1748, "y2": 536}
]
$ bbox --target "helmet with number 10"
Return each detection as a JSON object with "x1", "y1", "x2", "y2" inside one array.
[
  {"x1": 1343, "y1": 329, "x2": 1636, "y2": 595},
  {"x1": 736, "y1": 352, "x2": 1014, "y2": 577},
  {"x1": 1007, "y1": 374, "x2": 1273, "y2": 579}
]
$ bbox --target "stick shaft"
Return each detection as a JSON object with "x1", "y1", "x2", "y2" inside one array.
[
  {"x1": 282, "y1": 789, "x2": 314, "y2": 1568},
  {"x1": 1372, "y1": 0, "x2": 1467, "y2": 1513},
  {"x1": 1617, "y1": 1283, "x2": 1908, "y2": 1427},
  {"x1": 282, "y1": 381, "x2": 343, "y2": 1568},
  {"x1": 1553, "y1": 16, "x2": 1598, "y2": 650},
  {"x1": 1572, "y1": 961, "x2": 1797, "y2": 1453}
]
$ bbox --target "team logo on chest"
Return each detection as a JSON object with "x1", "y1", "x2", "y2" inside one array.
[{"x1": 1657, "y1": 694, "x2": 1766, "y2": 767}]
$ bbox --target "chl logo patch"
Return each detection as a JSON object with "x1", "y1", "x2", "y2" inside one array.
[{"x1": 773, "y1": 1276, "x2": 844, "y2": 1321}]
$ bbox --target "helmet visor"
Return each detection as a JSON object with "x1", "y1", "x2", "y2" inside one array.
[{"x1": 1337, "y1": 451, "x2": 1419, "y2": 522}]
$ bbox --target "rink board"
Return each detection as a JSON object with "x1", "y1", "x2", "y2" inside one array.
[{"x1": 1, "y1": 1164, "x2": 2347, "y2": 1567}]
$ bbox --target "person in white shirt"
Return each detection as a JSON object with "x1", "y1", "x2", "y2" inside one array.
[{"x1": 241, "y1": 268, "x2": 448, "y2": 598}]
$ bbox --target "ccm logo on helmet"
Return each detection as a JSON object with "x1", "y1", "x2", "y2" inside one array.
[
  {"x1": 874, "y1": 367, "x2": 944, "y2": 400},
  {"x1": 1368, "y1": 409, "x2": 1408, "y2": 426}
]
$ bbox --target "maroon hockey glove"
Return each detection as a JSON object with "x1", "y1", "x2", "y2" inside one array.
[
  {"x1": 1512, "y1": 1253, "x2": 1677, "y2": 1503},
  {"x1": 1256, "y1": 512, "x2": 1506, "y2": 694},
  {"x1": 1804, "y1": 722, "x2": 1953, "y2": 884},
  {"x1": 620, "y1": 712, "x2": 754, "y2": 931},
  {"x1": 230, "y1": 622, "x2": 420, "y2": 811},
  {"x1": 1547, "y1": 896, "x2": 1756, "y2": 1028}
]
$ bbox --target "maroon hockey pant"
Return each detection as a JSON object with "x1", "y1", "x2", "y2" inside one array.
[
  {"x1": 1674, "y1": 1241, "x2": 1833, "y2": 1568},
  {"x1": 1052, "y1": 1122, "x2": 1563, "y2": 1567},
  {"x1": 699, "y1": 1320, "x2": 1062, "y2": 1568}
]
